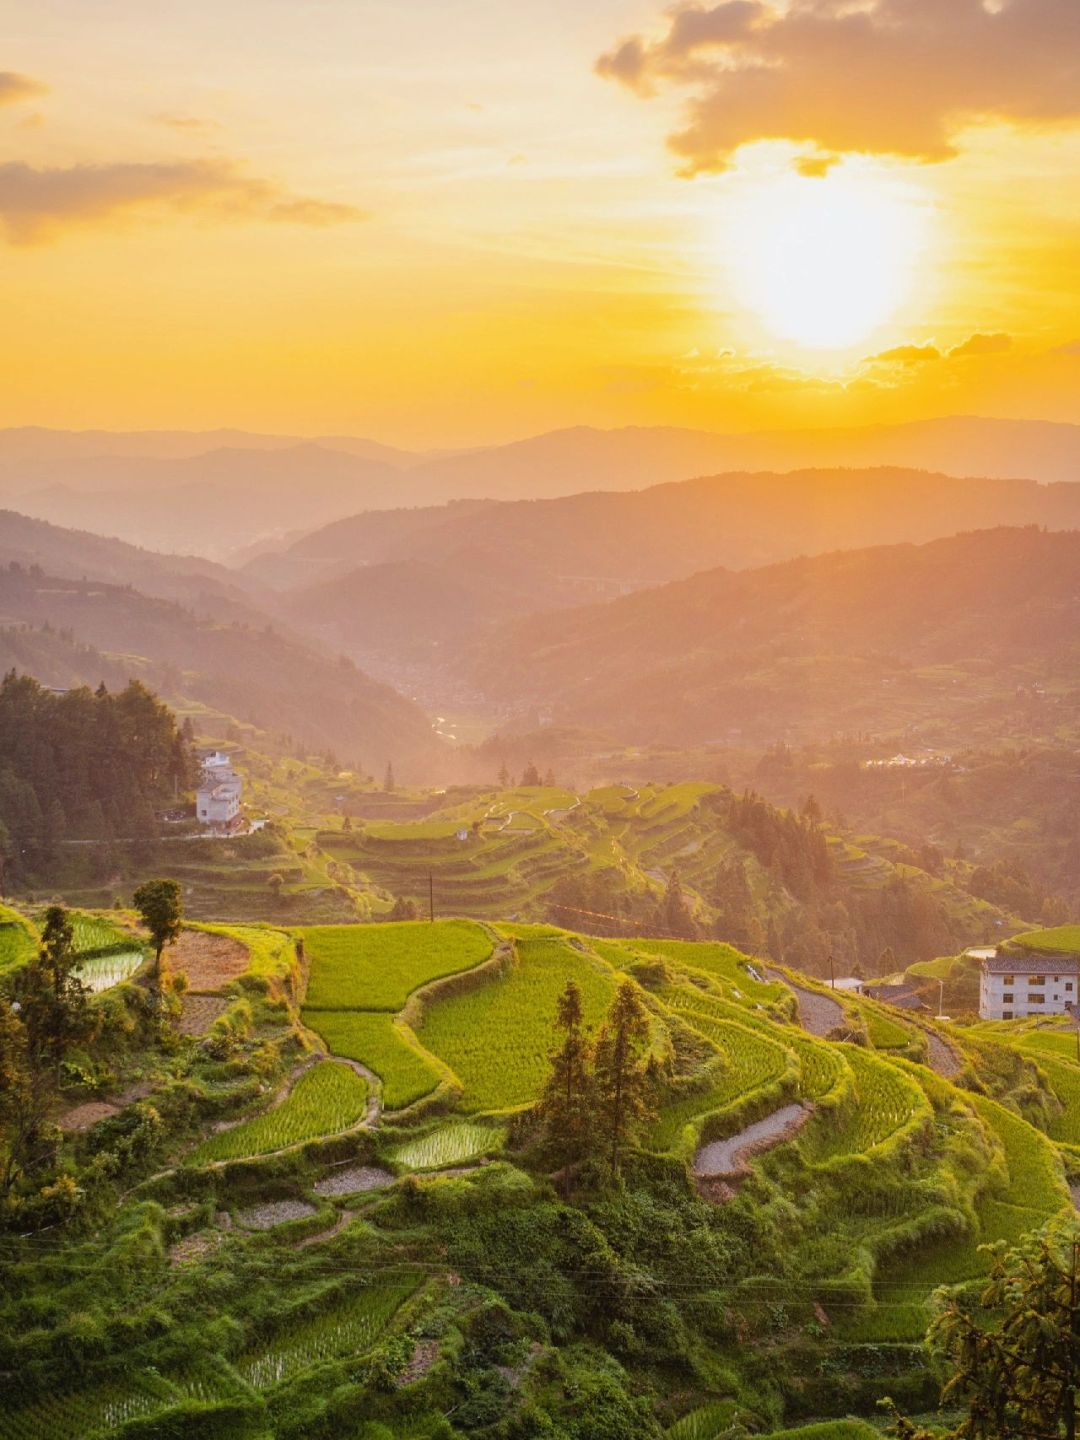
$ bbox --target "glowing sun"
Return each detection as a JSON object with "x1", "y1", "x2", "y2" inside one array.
[{"x1": 726, "y1": 168, "x2": 931, "y2": 350}]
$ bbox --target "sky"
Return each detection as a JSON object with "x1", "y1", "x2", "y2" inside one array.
[{"x1": 1, "y1": 0, "x2": 1078, "y2": 447}]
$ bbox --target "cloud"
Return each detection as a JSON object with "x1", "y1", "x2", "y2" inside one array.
[
  {"x1": 0, "y1": 72, "x2": 49, "y2": 107},
  {"x1": 866, "y1": 343, "x2": 942, "y2": 366},
  {"x1": 152, "y1": 113, "x2": 221, "y2": 134},
  {"x1": 794, "y1": 151, "x2": 841, "y2": 178},
  {"x1": 0, "y1": 157, "x2": 368, "y2": 245},
  {"x1": 1054, "y1": 338, "x2": 1080, "y2": 356},
  {"x1": 949, "y1": 331, "x2": 1013, "y2": 357},
  {"x1": 596, "y1": 0, "x2": 1080, "y2": 173}
]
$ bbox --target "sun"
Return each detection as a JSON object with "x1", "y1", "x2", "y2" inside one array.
[{"x1": 724, "y1": 166, "x2": 931, "y2": 350}]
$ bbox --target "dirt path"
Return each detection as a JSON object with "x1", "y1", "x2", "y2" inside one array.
[
  {"x1": 293, "y1": 1211, "x2": 354, "y2": 1248},
  {"x1": 694, "y1": 1103, "x2": 810, "y2": 1178},
  {"x1": 767, "y1": 970, "x2": 844, "y2": 1037},
  {"x1": 919, "y1": 1025, "x2": 963, "y2": 1079}
]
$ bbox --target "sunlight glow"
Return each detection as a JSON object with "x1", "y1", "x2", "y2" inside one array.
[{"x1": 725, "y1": 168, "x2": 931, "y2": 350}]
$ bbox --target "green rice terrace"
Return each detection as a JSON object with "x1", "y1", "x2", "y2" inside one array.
[{"x1": 2, "y1": 907, "x2": 1079, "y2": 1439}]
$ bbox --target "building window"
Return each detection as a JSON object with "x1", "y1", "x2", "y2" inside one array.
[
  {"x1": 1003, "y1": 1011, "x2": 1013, "y2": 1019},
  {"x1": 1029, "y1": 976, "x2": 1045, "y2": 987},
  {"x1": 1067, "y1": 983, "x2": 1074, "y2": 993},
  {"x1": 1003, "y1": 993, "x2": 1014, "y2": 1003},
  {"x1": 1003, "y1": 974, "x2": 1014, "y2": 985}
]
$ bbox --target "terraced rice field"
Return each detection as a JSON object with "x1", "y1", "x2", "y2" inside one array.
[
  {"x1": 69, "y1": 912, "x2": 129, "y2": 954},
  {"x1": 1023, "y1": 1051, "x2": 1080, "y2": 1145},
  {"x1": 73, "y1": 948, "x2": 144, "y2": 993},
  {"x1": 666, "y1": 1402, "x2": 736, "y2": 1439},
  {"x1": 189, "y1": 1060, "x2": 369, "y2": 1163},
  {"x1": 304, "y1": 1009, "x2": 441, "y2": 1110},
  {"x1": 416, "y1": 929, "x2": 616, "y2": 1111},
  {"x1": 864, "y1": 1088, "x2": 1071, "y2": 1340},
  {"x1": 0, "y1": 1376, "x2": 175, "y2": 1440},
  {"x1": 0, "y1": 905, "x2": 37, "y2": 974},
  {"x1": 800, "y1": 1046, "x2": 928, "y2": 1163},
  {"x1": 391, "y1": 1120, "x2": 504, "y2": 1170},
  {"x1": 235, "y1": 1279, "x2": 418, "y2": 1389},
  {"x1": 301, "y1": 919, "x2": 491, "y2": 1010}
]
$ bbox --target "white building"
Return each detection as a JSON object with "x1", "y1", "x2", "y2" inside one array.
[
  {"x1": 978, "y1": 947, "x2": 1080, "y2": 1020},
  {"x1": 196, "y1": 754, "x2": 243, "y2": 829}
]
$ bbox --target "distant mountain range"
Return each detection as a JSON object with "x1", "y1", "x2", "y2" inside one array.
[
  {"x1": 462, "y1": 527, "x2": 1080, "y2": 749},
  {"x1": 259, "y1": 466, "x2": 1080, "y2": 663},
  {"x1": 1, "y1": 415, "x2": 1076, "y2": 558}
]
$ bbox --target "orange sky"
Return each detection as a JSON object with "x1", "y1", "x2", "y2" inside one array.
[{"x1": 1, "y1": 0, "x2": 1077, "y2": 447}]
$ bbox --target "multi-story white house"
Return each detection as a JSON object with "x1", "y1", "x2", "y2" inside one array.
[
  {"x1": 196, "y1": 753, "x2": 243, "y2": 830},
  {"x1": 978, "y1": 946, "x2": 1080, "y2": 1020}
]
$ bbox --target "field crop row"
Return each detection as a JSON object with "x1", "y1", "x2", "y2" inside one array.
[
  {"x1": 391, "y1": 1120, "x2": 504, "y2": 1170},
  {"x1": 236, "y1": 1278, "x2": 417, "y2": 1389},
  {"x1": 73, "y1": 949, "x2": 144, "y2": 994},
  {"x1": 0, "y1": 904, "x2": 37, "y2": 974},
  {"x1": 801, "y1": 1046, "x2": 928, "y2": 1163},
  {"x1": 189, "y1": 1060, "x2": 368, "y2": 1163},
  {"x1": 416, "y1": 930, "x2": 616, "y2": 1112},
  {"x1": 301, "y1": 919, "x2": 491, "y2": 1011},
  {"x1": 304, "y1": 1009, "x2": 442, "y2": 1110}
]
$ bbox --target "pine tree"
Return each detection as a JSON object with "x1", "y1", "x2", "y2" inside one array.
[
  {"x1": 537, "y1": 980, "x2": 592, "y2": 1171},
  {"x1": 591, "y1": 981, "x2": 654, "y2": 1177},
  {"x1": 383, "y1": 762, "x2": 395, "y2": 793},
  {"x1": 662, "y1": 869, "x2": 697, "y2": 939}
]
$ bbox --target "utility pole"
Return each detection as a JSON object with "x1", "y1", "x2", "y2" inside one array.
[
  {"x1": 428, "y1": 870, "x2": 434, "y2": 924},
  {"x1": 828, "y1": 953, "x2": 835, "y2": 990}
]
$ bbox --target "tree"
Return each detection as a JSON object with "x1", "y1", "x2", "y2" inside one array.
[
  {"x1": 0, "y1": 995, "x2": 38, "y2": 1202},
  {"x1": 133, "y1": 878, "x2": 183, "y2": 992},
  {"x1": 521, "y1": 761, "x2": 541, "y2": 787},
  {"x1": 267, "y1": 872, "x2": 284, "y2": 899},
  {"x1": 497, "y1": 762, "x2": 510, "y2": 789},
  {"x1": 383, "y1": 762, "x2": 395, "y2": 793},
  {"x1": 890, "y1": 1218, "x2": 1080, "y2": 1440},
  {"x1": 591, "y1": 981, "x2": 655, "y2": 1176},
  {"x1": 537, "y1": 980, "x2": 592, "y2": 1171},
  {"x1": 660, "y1": 869, "x2": 697, "y2": 939},
  {"x1": 15, "y1": 906, "x2": 92, "y2": 1084}
]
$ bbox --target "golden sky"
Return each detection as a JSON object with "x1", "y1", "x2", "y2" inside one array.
[{"x1": 1, "y1": 0, "x2": 1077, "y2": 447}]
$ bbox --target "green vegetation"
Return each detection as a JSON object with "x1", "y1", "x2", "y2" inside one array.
[
  {"x1": 235, "y1": 1278, "x2": 418, "y2": 1389},
  {"x1": 4, "y1": 905, "x2": 1078, "y2": 1440},
  {"x1": 416, "y1": 928, "x2": 617, "y2": 1111},
  {"x1": 391, "y1": 1121, "x2": 504, "y2": 1170},
  {"x1": 1013, "y1": 924, "x2": 1080, "y2": 953},
  {"x1": 189, "y1": 1060, "x2": 369, "y2": 1163},
  {"x1": 301, "y1": 919, "x2": 492, "y2": 1010},
  {"x1": 0, "y1": 903, "x2": 37, "y2": 974},
  {"x1": 304, "y1": 1009, "x2": 441, "y2": 1110}
]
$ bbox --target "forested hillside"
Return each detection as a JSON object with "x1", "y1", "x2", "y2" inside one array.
[
  {"x1": 0, "y1": 673, "x2": 195, "y2": 868},
  {"x1": 466, "y1": 527, "x2": 1080, "y2": 748},
  {"x1": 0, "y1": 561, "x2": 442, "y2": 775}
]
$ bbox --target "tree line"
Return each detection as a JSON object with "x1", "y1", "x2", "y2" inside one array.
[{"x1": 0, "y1": 672, "x2": 198, "y2": 879}]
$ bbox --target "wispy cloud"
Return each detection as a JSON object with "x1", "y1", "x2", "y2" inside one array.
[
  {"x1": 0, "y1": 157, "x2": 368, "y2": 245},
  {"x1": 152, "y1": 113, "x2": 221, "y2": 135},
  {"x1": 597, "y1": 0, "x2": 1080, "y2": 173},
  {"x1": 0, "y1": 71, "x2": 49, "y2": 107},
  {"x1": 949, "y1": 331, "x2": 1013, "y2": 358}
]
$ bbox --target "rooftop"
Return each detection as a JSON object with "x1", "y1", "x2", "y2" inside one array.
[{"x1": 983, "y1": 947, "x2": 1080, "y2": 975}]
